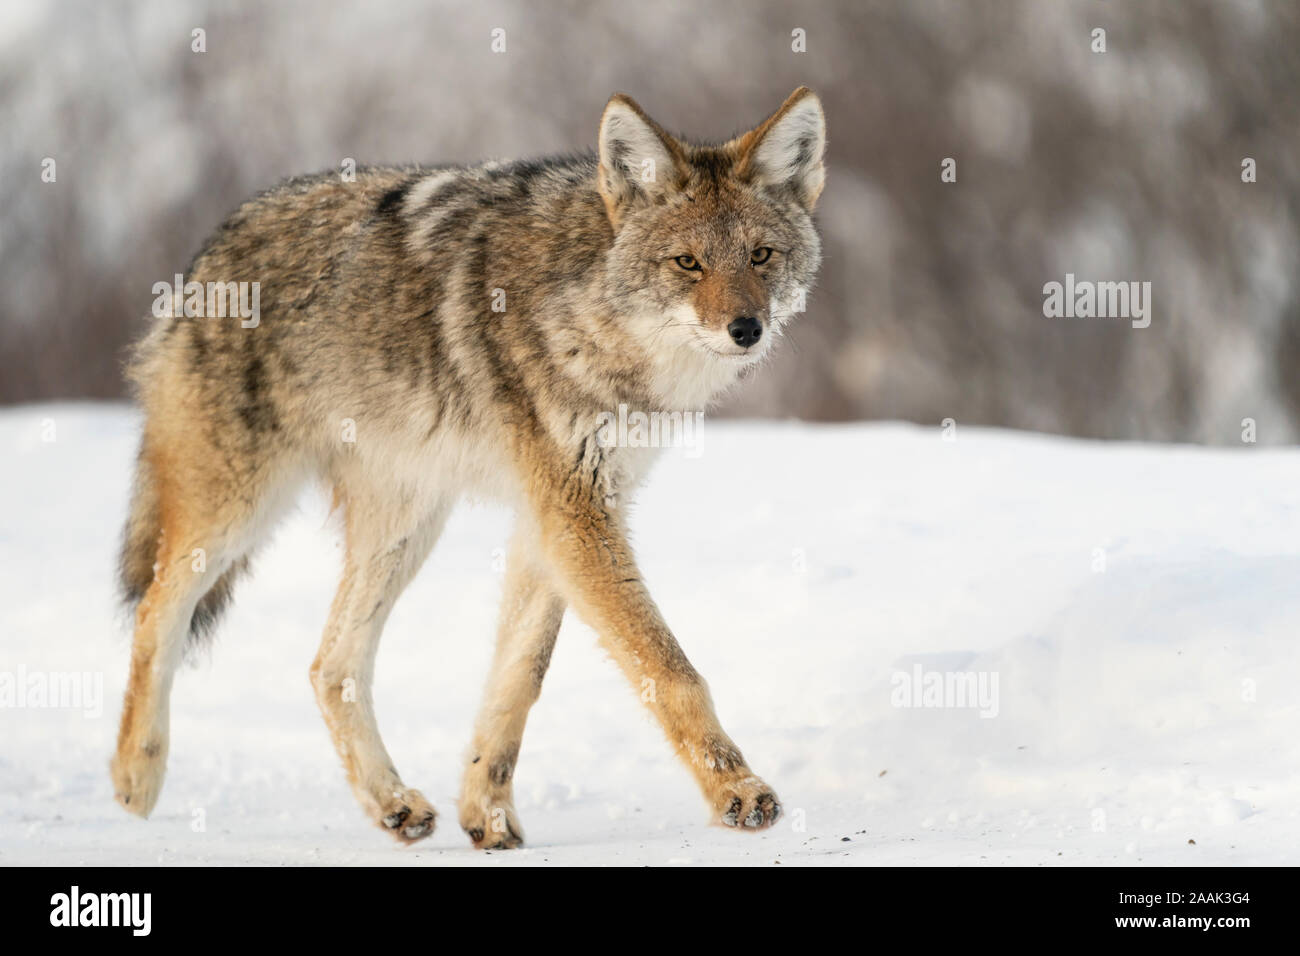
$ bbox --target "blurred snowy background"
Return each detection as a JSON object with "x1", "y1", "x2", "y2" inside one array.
[{"x1": 2, "y1": 0, "x2": 1298, "y2": 441}]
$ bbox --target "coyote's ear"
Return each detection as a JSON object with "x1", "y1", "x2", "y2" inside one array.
[
  {"x1": 598, "y1": 94, "x2": 684, "y2": 228},
  {"x1": 739, "y1": 87, "x2": 826, "y2": 210}
]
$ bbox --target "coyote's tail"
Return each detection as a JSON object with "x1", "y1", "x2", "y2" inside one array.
[{"x1": 118, "y1": 448, "x2": 246, "y2": 643}]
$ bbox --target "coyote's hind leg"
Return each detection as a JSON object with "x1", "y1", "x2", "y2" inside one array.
[
  {"x1": 112, "y1": 537, "x2": 231, "y2": 817},
  {"x1": 459, "y1": 523, "x2": 564, "y2": 849},
  {"x1": 311, "y1": 488, "x2": 450, "y2": 844},
  {"x1": 112, "y1": 442, "x2": 277, "y2": 817}
]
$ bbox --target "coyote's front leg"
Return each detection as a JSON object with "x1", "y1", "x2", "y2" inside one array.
[
  {"x1": 459, "y1": 524, "x2": 565, "y2": 849},
  {"x1": 520, "y1": 434, "x2": 781, "y2": 831}
]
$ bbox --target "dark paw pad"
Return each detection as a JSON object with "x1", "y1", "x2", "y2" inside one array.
[
  {"x1": 382, "y1": 805, "x2": 411, "y2": 829},
  {"x1": 721, "y1": 797, "x2": 743, "y2": 827},
  {"x1": 401, "y1": 811, "x2": 434, "y2": 840}
]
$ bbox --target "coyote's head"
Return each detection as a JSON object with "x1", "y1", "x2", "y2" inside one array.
[{"x1": 597, "y1": 87, "x2": 825, "y2": 372}]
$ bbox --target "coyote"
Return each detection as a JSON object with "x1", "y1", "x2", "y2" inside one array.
[{"x1": 112, "y1": 88, "x2": 825, "y2": 847}]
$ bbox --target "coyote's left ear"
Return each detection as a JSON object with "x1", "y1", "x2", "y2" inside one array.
[
  {"x1": 738, "y1": 87, "x2": 826, "y2": 210},
  {"x1": 598, "y1": 94, "x2": 686, "y2": 229}
]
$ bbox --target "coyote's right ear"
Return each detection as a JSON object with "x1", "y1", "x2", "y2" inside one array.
[{"x1": 598, "y1": 94, "x2": 684, "y2": 229}]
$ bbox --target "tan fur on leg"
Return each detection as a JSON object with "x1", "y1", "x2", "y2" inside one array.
[
  {"x1": 516, "y1": 430, "x2": 781, "y2": 830},
  {"x1": 310, "y1": 486, "x2": 449, "y2": 843},
  {"x1": 111, "y1": 549, "x2": 206, "y2": 817},
  {"x1": 111, "y1": 440, "x2": 267, "y2": 816},
  {"x1": 459, "y1": 523, "x2": 564, "y2": 848}
]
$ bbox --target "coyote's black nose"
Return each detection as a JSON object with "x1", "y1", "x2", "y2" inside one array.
[{"x1": 727, "y1": 317, "x2": 763, "y2": 349}]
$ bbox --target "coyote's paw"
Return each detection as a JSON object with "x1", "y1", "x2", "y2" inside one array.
[
  {"x1": 712, "y1": 775, "x2": 782, "y2": 830},
  {"x1": 110, "y1": 740, "x2": 167, "y2": 818},
  {"x1": 377, "y1": 788, "x2": 437, "y2": 843},
  {"x1": 459, "y1": 797, "x2": 525, "y2": 850}
]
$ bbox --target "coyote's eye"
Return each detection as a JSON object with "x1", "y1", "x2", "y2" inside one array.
[
  {"x1": 674, "y1": 255, "x2": 702, "y2": 272},
  {"x1": 750, "y1": 247, "x2": 774, "y2": 266}
]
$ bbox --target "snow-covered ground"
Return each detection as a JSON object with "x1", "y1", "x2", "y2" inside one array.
[{"x1": 2, "y1": 404, "x2": 1298, "y2": 866}]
